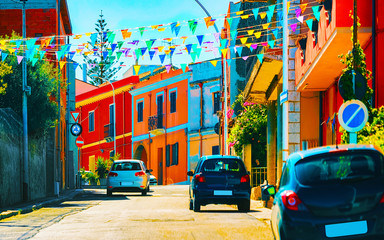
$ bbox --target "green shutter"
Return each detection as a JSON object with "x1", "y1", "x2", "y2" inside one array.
[
  {"x1": 166, "y1": 145, "x2": 170, "y2": 167},
  {"x1": 172, "y1": 142, "x2": 179, "y2": 165}
]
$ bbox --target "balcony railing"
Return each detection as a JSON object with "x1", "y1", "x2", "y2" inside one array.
[
  {"x1": 148, "y1": 114, "x2": 164, "y2": 132},
  {"x1": 251, "y1": 167, "x2": 267, "y2": 188}
]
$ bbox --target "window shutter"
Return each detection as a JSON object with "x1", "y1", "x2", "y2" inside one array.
[
  {"x1": 172, "y1": 142, "x2": 179, "y2": 165},
  {"x1": 166, "y1": 145, "x2": 170, "y2": 167}
]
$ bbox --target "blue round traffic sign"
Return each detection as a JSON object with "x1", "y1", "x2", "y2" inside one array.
[
  {"x1": 338, "y1": 100, "x2": 368, "y2": 133},
  {"x1": 70, "y1": 123, "x2": 82, "y2": 136}
]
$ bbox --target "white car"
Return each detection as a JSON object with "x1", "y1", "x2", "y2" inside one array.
[{"x1": 106, "y1": 159, "x2": 152, "y2": 196}]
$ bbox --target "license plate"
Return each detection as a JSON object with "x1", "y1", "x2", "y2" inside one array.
[
  {"x1": 214, "y1": 190, "x2": 232, "y2": 196},
  {"x1": 325, "y1": 220, "x2": 367, "y2": 238},
  {"x1": 121, "y1": 182, "x2": 133, "y2": 186}
]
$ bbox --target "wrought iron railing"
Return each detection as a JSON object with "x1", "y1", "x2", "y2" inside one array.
[
  {"x1": 148, "y1": 114, "x2": 164, "y2": 131},
  {"x1": 251, "y1": 167, "x2": 267, "y2": 187},
  {"x1": 104, "y1": 123, "x2": 114, "y2": 138}
]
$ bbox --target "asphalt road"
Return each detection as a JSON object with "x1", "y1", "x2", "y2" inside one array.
[{"x1": 0, "y1": 185, "x2": 274, "y2": 240}]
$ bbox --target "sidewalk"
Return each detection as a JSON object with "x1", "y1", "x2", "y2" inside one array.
[
  {"x1": 0, "y1": 189, "x2": 84, "y2": 221},
  {"x1": 248, "y1": 199, "x2": 272, "y2": 222}
]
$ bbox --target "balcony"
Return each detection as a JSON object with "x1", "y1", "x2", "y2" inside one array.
[
  {"x1": 104, "y1": 123, "x2": 114, "y2": 142},
  {"x1": 295, "y1": 0, "x2": 372, "y2": 91},
  {"x1": 148, "y1": 114, "x2": 165, "y2": 136}
]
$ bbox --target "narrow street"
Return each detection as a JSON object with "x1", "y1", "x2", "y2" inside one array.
[{"x1": 0, "y1": 185, "x2": 274, "y2": 240}]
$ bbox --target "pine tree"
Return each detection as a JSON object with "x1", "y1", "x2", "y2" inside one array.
[{"x1": 84, "y1": 11, "x2": 121, "y2": 86}]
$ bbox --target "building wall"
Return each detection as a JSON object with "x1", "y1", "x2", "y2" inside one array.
[
  {"x1": 76, "y1": 78, "x2": 137, "y2": 171},
  {"x1": 131, "y1": 69, "x2": 190, "y2": 185},
  {"x1": 300, "y1": 92, "x2": 320, "y2": 148}
]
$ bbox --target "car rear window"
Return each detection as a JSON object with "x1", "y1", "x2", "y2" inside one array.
[
  {"x1": 112, "y1": 162, "x2": 141, "y2": 171},
  {"x1": 201, "y1": 159, "x2": 245, "y2": 173},
  {"x1": 295, "y1": 151, "x2": 384, "y2": 185}
]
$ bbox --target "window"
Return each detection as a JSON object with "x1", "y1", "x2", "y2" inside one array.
[
  {"x1": 201, "y1": 159, "x2": 246, "y2": 173},
  {"x1": 172, "y1": 143, "x2": 179, "y2": 166},
  {"x1": 89, "y1": 111, "x2": 94, "y2": 132},
  {"x1": 35, "y1": 33, "x2": 43, "y2": 37},
  {"x1": 109, "y1": 104, "x2": 115, "y2": 124},
  {"x1": 213, "y1": 92, "x2": 221, "y2": 114},
  {"x1": 212, "y1": 145, "x2": 220, "y2": 155},
  {"x1": 137, "y1": 101, "x2": 143, "y2": 122},
  {"x1": 166, "y1": 143, "x2": 179, "y2": 166},
  {"x1": 109, "y1": 150, "x2": 115, "y2": 160},
  {"x1": 170, "y1": 91, "x2": 176, "y2": 113}
]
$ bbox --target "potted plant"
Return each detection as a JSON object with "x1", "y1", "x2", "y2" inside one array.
[{"x1": 96, "y1": 156, "x2": 112, "y2": 185}]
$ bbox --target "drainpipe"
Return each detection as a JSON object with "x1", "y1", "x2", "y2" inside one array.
[
  {"x1": 149, "y1": 93, "x2": 152, "y2": 169},
  {"x1": 319, "y1": 92, "x2": 323, "y2": 146},
  {"x1": 372, "y1": 0, "x2": 376, "y2": 108},
  {"x1": 164, "y1": 87, "x2": 168, "y2": 185},
  {"x1": 123, "y1": 91, "x2": 125, "y2": 158},
  {"x1": 282, "y1": 0, "x2": 289, "y2": 163},
  {"x1": 199, "y1": 82, "x2": 203, "y2": 157}
]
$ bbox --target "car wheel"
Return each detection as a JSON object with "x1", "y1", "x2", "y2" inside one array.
[
  {"x1": 107, "y1": 189, "x2": 112, "y2": 197},
  {"x1": 193, "y1": 194, "x2": 200, "y2": 212},
  {"x1": 142, "y1": 188, "x2": 148, "y2": 196},
  {"x1": 189, "y1": 199, "x2": 193, "y2": 210},
  {"x1": 237, "y1": 199, "x2": 250, "y2": 212}
]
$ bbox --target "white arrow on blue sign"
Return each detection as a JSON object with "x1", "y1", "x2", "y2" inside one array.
[{"x1": 338, "y1": 100, "x2": 368, "y2": 133}]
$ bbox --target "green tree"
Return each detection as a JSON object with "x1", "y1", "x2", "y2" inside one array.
[
  {"x1": 0, "y1": 61, "x2": 12, "y2": 95},
  {"x1": 0, "y1": 33, "x2": 58, "y2": 137},
  {"x1": 228, "y1": 93, "x2": 267, "y2": 159},
  {"x1": 84, "y1": 10, "x2": 121, "y2": 86}
]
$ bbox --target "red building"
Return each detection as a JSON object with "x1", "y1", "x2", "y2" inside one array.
[{"x1": 75, "y1": 76, "x2": 139, "y2": 172}]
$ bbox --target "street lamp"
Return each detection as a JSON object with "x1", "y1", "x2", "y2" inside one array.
[
  {"x1": 11, "y1": 0, "x2": 30, "y2": 201},
  {"x1": 193, "y1": 0, "x2": 229, "y2": 154}
]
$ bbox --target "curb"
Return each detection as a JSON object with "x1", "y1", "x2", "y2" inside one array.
[{"x1": 0, "y1": 189, "x2": 84, "y2": 221}]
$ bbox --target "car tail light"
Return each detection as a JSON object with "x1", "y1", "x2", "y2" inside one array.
[
  {"x1": 241, "y1": 174, "x2": 250, "y2": 183},
  {"x1": 281, "y1": 190, "x2": 302, "y2": 211},
  {"x1": 108, "y1": 172, "x2": 118, "y2": 177},
  {"x1": 135, "y1": 171, "x2": 146, "y2": 177},
  {"x1": 195, "y1": 173, "x2": 206, "y2": 183},
  {"x1": 380, "y1": 193, "x2": 384, "y2": 203}
]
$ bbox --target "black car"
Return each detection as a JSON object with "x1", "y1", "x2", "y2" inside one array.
[
  {"x1": 265, "y1": 145, "x2": 384, "y2": 240},
  {"x1": 187, "y1": 155, "x2": 251, "y2": 212}
]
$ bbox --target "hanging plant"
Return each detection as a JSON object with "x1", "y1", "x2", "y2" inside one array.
[{"x1": 228, "y1": 92, "x2": 267, "y2": 157}]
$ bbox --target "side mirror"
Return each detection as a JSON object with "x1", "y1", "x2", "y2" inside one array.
[
  {"x1": 146, "y1": 169, "x2": 153, "y2": 173},
  {"x1": 187, "y1": 171, "x2": 194, "y2": 177}
]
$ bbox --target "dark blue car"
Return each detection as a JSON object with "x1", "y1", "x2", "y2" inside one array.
[
  {"x1": 266, "y1": 145, "x2": 384, "y2": 240},
  {"x1": 187, "y1": 155, "x2": 251, "y2": 212}
]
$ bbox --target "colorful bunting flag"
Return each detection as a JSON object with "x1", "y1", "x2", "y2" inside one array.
[
  {"x1": 221, "y1": 48, "x2": 228, "y2": 58},
  {"x1": 165, "y1": 64, "x2": 172, "y2": 73},
  {"x1": 257, "y1": 54, "x2": 264, "y2": 64},
  {"x1": 306, "y1": 19, "x2": 314, "y2": 31},
  {"x1": 242, "y1": 56, "x2": 249, "y2": 61},
  {"x1": 226, "y1": 59, "x2": 232, "y2": 66},
  {"x1": 149, "y1": 51, "x2": 156, "y2": 60},
  {"x1": 240, "y1": 37, "x2": 248, "y2": 45},
  {"x1": 267, "y1": 5, "x2": 276, "y2": 22},
  {"x1": 254, "y1": 32, "x2": 262, "y2": 39},
  {"x1": 73, "y1": 62, "x2": 79, "y2": 70},
  {"x1": 297, "y1": 16, "x2": 304, "y2": 23},
  {"x1": 90, "y1": 33, "x2": 97, "y2": 46},
  {"x1": 139, "y1": 27, "x2": 145, "y2": 37},
  {"x1": 197, "y1": 35, "x2": 204, "y2": 46},
  {"x1": 262, "y1": 23, "x2": 270, "y2": 30},
  {"x1": 159, "y1": 54, "x2": 166, "y2": 64},
  {"x1": 121, "y1": 29, "x2": 132, "y2": 39},
  {"x1": 268, "y1": 40, "x2": 275, "y2": 48},
  {"x1": 300, "y1": 3, "x2": 308, "y2": 13},
  {"x1": 116, "y1": 52, "x2": 122, "y2": 60},
  {"x1": 213, "y1": 33, "x2": 220, "y2": 43},
  {"x1": 134, "y1": 65, "x2": 141, "y2": 75},
  {"x1": 240, "y1": 15, "x2": 249, "y2": 19},
  {"x1": 146, "y1": 40, "x2": 155, "y2": 50},
  {"x1": 59, "y1": 61, "x2": 66, "y2": 70},
  {"x1": 210, "y1": 60, "x2": 218, "y2": 67},
  {"x1": 290, "y1": 23, "x2": 298, "y2": 33},
  {"x1": 247, "y1": 30, "x2": 255, "y2": 36},
  {"x1": 31, "y1": 57, "x2": 38, "y2": 67},
  {"x1": 180, "y1": 64, "x2": 188, "y2": 73},
  {"x1": 236, "y1": 10, "x2": 244, "y2": 15},
  {"x1": 259, "y1": 12, "x2": 267, "y2": 19},
  {"x1": 295, "y1": 8, "x2": 301, "y2": 18},
  {"x1": 312, "y1": 6, "x2": 321, "y2": 21},
  {"x1": 226, "y1": 17, "x2": 233, "y2": 27},
  {"x1": 17, "y1": 56, "x2": 23, "y2": 64},
  {"x1": 252, "y1": 8, "x2": 259, "y2": 20}
]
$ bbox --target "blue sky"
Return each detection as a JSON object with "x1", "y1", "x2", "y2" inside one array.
[
  {"x1": 67, "y1": 0, "x2": 233, "y2": 35},
  {"x1": 66, "y1": 0, "x2": 234, "y2": 80}
]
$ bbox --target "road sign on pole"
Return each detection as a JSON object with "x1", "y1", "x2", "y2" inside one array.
[
  {"x1": 76, "y1": 136, "x2": 84, "y2": 148},
  {"x1": 70, "y1": 111, "x2": 80, "y2": 122},
  {"x1": 338, "y1": 100, "x2": 368, "y2": 144},
  {"x1": 70, "y1": 123, "x2": 82, "y2": 137}
]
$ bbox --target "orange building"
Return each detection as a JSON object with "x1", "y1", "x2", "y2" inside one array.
[{"x1": 130, "y1": 68, "x2": 191, "y2": 185}]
